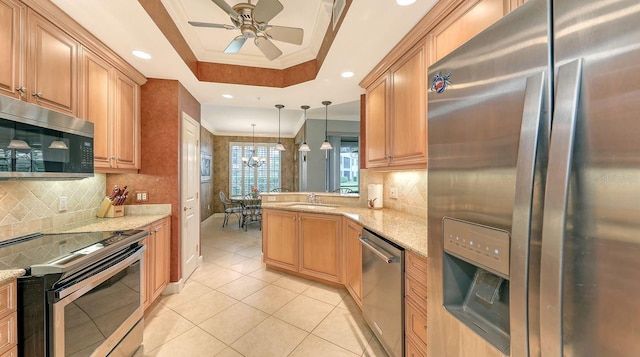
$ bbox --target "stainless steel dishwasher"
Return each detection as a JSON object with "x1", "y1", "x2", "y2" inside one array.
[{"x1": 360, "y1": 228, "x2": 404, "y2": 357}]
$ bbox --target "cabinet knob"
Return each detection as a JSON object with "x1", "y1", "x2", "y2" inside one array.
[
  {"x1": 16, "y1": 86, "x2": 26, "y2": 93},
  {"x1": 32, "y1": 92, "x2": 42, "y2": 98}
]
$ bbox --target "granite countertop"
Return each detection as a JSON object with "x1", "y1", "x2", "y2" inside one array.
[
  {"x1": 262, "y1": 203, "x2": 428, "y2": 258},
  {"x1": 0, "y1": 269, "x2": 26, "y2": 284},
  {"x1": 45, "y1": 214, "x2": 170, "y2": 234}
]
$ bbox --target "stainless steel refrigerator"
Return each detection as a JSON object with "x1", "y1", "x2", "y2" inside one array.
[{"x1": 427, "y1": 0, "x2": 640, "y2": 356}]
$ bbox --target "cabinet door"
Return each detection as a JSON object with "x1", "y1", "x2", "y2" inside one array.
[
  {"x1": 263, "y1": 209, "x2": 298, "y2": 271},
  {"x1": 0, "y1": 0, "x2": 24, "y2": 99},
  {"x1": 345, "y1": 219, "x2": 362, "y2": 308},
  {"x1": 389, "y1": 41, "x2": 427, "y2": 167},
  {"x1": 151, "y1": 218, "x2": 170, "y2": 301},
  {"x1": 79, "y1": 48, "x2": 112, "y2": 169},
  {"x1": 365, "y1": 74, "x2": 389, "y2": 168},
  {"x1": 141, "y1": 234, "x2": 152, "y2": 310},
  {"x1": 26, "y1": 9, "x2": 78, "y2": 115},
  {"x1": 299, "y1": 213, "x2": 342, "y2": 283},
  {"x1": 430, "y1": 0, "x2": 505, "y2": 63},
  {"x1": 113, "y1": 71, "x2": 139, "y2": 170}
]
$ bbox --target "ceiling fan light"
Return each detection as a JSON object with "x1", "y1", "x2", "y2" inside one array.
[
  {"x1": 320, "y1": 140, "x2": 333, "y2": 150},
  {"x1": 396, "y1": 0, "x2": 416, "y2": 5},
  {"x1": 275, "y1": 142, "x2": 286, "y2": 151},
  {"x1": 299, "y1": 142, "x2": 311, "y2": 152}
]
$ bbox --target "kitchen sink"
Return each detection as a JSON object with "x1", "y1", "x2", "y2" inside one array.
[{"x1": 288, "y1": 204, "x2": 338, "y2": 211}]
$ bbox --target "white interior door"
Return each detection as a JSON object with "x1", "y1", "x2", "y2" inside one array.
[{"x1": 181, "y1": 112, "x2": 200, "y2": 281}]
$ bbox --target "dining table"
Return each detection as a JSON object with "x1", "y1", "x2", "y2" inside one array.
[{"x1": 230, "y1": 195, "x2": 262, "y2": 231}]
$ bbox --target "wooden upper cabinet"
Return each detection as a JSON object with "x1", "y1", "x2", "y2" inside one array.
[
  {"x1": 365, "y1": 75, "x2": 389, "y2": 168},
  {"x1": 389, "y1": 41, "x2": 427, "y2": 167},
  {"x1": 113, "y1": 71, "x2": 139, "y2": 171},
  {"x1": 0, "y1": 0, "x2": 24, "y2": 99},
  {"x1": 26, "y1": 8, "x2": 78, "y2": 115},
  {"x1": 364, "y1": 40, "x2": 427, "y2": 169},
  {"x1": 80, "y1": 48, "x2": 111, "y2": 168},
  {"x1": 430, "y1": 0, "x2": 506, "y2": 64}
]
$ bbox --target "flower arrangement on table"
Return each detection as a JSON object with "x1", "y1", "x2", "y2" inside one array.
[{"x1": 250, "y1": 186, "x2": 260, "y2": 199}]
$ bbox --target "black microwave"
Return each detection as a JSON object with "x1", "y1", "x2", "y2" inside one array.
[{"x1": 0, "y1": 96, "x2": 94, "y2": 179}]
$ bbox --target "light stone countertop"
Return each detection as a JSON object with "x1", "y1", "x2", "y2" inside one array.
[
  {"x1": 46, "y1": 214, "x2": 170, "y2": 234},
  {"x1": 0, "y1": 269, "x2": 25, "y2": 284},
  {"x1": 262, "y1": 203, "x2": 428, "y2": 258}
]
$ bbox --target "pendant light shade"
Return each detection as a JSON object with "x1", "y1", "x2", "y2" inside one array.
[
  {"x1": 299, "y1": 105, "x2": 311, "y2": 152},
  {"x1": 275, "y1": 104, "x2": 286, "y2": 151},
  {"x1": 320, "y1": 101, "x2": 333, "y2": 150}
]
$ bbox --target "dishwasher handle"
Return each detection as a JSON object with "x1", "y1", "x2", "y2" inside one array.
[{"x1": 359, "y1": 237, "x2": 398, "y2": 264}]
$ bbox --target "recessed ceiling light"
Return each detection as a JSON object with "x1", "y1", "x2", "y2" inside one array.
[
  {"x1": 222, "y1": 94, "x2": 233, "y2": 99},
  {"x1": 396, "y1": 0, "x2": 416, "y2": 5},
  {"x1": 341, "y1": 71, "x2": 355, "y2": 78},
  {"x1": 132, "y1": 50, "x2": 152, "y2": 59}
]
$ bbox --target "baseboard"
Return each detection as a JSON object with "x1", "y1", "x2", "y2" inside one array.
[{"x1": 163, "y1": 279, "x2": 183, "y2": 295}]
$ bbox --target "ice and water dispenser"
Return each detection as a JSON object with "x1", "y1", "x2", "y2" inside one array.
[{"x1": 442, "y1": 217, "x2": 511, "y2": 354}]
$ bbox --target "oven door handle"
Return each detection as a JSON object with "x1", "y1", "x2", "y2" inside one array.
[
  {"x1": 359, "y1": 237, "x2": 398, "y2": 264},
  {"x1": 53, "y1": 245, "x2": 145, "y2": 301}
]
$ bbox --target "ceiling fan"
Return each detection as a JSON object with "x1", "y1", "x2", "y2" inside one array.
[{"x1": 189, "y1": 0, "x2": 304, "y2": 60}]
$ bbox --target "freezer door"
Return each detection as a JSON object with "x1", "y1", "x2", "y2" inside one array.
[
  {"x1": 540, "y1": 1, "x2": 640, "y2": 356},
  {"x1": 427, "y1": 0, "x2": 550, "y2": 356}
]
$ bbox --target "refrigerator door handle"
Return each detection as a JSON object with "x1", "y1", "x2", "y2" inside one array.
[
  {"x1": 539, "y1": 58, "x2": 584, "y2": 357},
  {"x1": 510, "y1": 71, "x2": 546, "y2": 357}
]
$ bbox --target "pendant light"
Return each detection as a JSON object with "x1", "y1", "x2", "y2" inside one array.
[
  {"x1": 299, "y1": 105, "x2": 311, "y2": 152},
  {"x1": 242, "y1": 124, "x2": 267, "y2": 167},
  {"x1": 320, "y1": 101, "x2": 333, "y2": 150},
  {"x1": 275, "y1": 104, "x2": 286, "y2": 151}
]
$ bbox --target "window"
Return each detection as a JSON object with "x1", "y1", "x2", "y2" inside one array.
[{"x1": 230, "y1": 142, "x2": 281, "y2": 196}]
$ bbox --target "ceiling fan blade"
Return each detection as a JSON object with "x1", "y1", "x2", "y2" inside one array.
[
  {"x1": 255, "y1": 36, "x2": 282, "y2": 60},
  {"x1": 211, "y1": 0, "x2": 239, "y2": 19},
  {"x1": 264, "y1": 25, "x2": 303, "y2": 45},
  {"x1": 224, "y1": 36, "x2": 248, "y2": 54},
  {"x1": 188, "y1": 21, "x2": 236, "y2": 30},
  {"x1": 253, "y1": 0, "x2": 284, "y2": 23}
]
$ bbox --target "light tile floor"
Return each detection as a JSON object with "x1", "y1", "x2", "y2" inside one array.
[{"x1": 143, "y1": 215, "x2": 389, "y2": 357}]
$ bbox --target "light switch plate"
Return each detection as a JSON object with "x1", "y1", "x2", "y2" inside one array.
[
  {"x1": 268, "y1": 196, "x2": 276, "y2": 201},
  {"x1": 390, "y1": 187, "x2": 398, "y2": 199},
  {"x1": 59, "y1": 196, "x2": 68, "y2": 211}
]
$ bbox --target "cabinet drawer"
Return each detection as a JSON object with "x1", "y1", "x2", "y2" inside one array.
[
  {"x1": 406, "y1": 334, "x2": 427, "y2": 357},
  {"x1": 0, "y1": 312, "x2": 16, "y2": 355},
  {"x1": 0, "y1": 281, "x2": 15, "y2": 318},
  {"x1": 406, "y1": 276, "x2": 428, "y2": 313},
  {"x1": 406, "y1": 251, "x2": 428, "y2": 283},
  {"x1": 406, "y1": 298, "x2": 428, "y2": 348}
]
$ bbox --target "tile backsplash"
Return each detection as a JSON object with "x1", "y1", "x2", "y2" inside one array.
[
  {"x1": 359, "y1": 169, "x2": 428, "y2": 219},
  {"x1": 0, "y1": 174, "x2": 106, "y2": 241}
]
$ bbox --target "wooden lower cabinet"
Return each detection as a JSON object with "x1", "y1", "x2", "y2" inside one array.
[
  {"x1": 298, "y1": 213, "x2": 342, "y2": 283},
  {"x1": 0, "y1": 280, "x2": 16, "y2": 356},
  {"x1": 142, "y1": 217, "x2": 171, "y2": 310},
  {"x1": 405, "y1": 250, "x2": 428, "y2": 355},
  {"x1": 344, "y1": 219, "x2": 363, "y2": 307},
  {"x1": 263, "y1": 209, "x2": 298, "y2": 271},
  {"x1": 263, "y1": 209, "x2": 343, "y2": 283}
]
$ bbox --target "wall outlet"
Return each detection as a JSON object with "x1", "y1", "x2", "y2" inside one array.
[
  {"x1": 136, "y1": 191, "x2": 148, "y2": 202},
  {"x1": 59, "y1": 196, "x2": 68, "y2": 211},
  {"x1": 268, "y1": 196, "x2": 276, "y2": 201},
  {"x1": 390, "y1": 187, "x2": 398, "y2": 199}
]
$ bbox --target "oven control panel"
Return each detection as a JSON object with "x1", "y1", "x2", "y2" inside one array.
[{"x1": 443, "y1": 217, "x2": 510, "y2": 279}]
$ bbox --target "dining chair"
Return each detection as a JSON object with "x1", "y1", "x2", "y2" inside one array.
[
  {"x1": 333, "y1": 187, "x2": 354, "y2": 194},
  {"x1": 241, "y1": 194, "x2": 262, "y2": 231},
  {"x1": 219, "y1": 191, "x2": 242, "y2": 228}
]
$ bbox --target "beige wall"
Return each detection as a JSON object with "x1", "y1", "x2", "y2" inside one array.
[
  {"x1": 0, "y1": 174, "x2": 106, "y2": 241},
  {"x1": 212, "y1": 135, "x2": 296, "y2": 214}
]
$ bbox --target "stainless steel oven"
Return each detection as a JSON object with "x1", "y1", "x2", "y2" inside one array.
[{"x1": 0, "y1": 229, "x2": 147, "y2": 357}]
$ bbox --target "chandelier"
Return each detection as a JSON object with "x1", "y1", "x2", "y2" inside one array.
[{"x1": 242, "y1": 124, "x2": 267, "y2": 168}]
